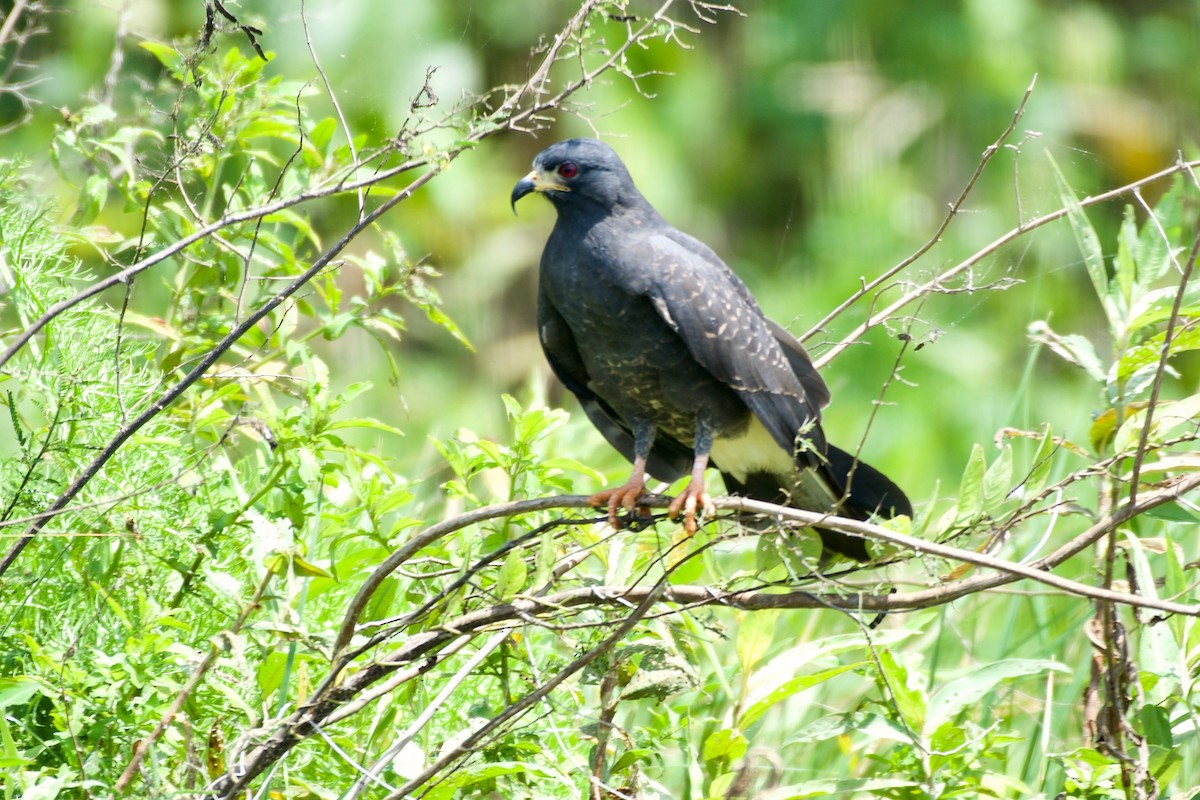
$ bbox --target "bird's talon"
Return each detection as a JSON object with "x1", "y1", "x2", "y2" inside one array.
[
  {"x1": 668, "y1": 486, "x2": 712, "y2": 535},
  {"x1": 588, "y1": 480, "x2": 647, "y2": 530}
]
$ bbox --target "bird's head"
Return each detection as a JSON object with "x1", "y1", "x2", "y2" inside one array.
[{"x1": 511, "y1": 138, "x2": 641, "y2": 215}]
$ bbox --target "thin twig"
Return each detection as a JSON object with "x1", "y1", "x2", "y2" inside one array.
[
  {"x1": 114, "y1": 568, "x2": 274, "y2": 792},
  {"x1": 0, "y1": 166, "x2": 442, "y2": 576},
  {"x1": 803, "y1": 74, "x2": 1038, "y2": 342},
  {"x1": 379, "y1": 580, "x2": 668, "y2": 800},
  {"x1": 0, "y1": 0, "x2": 30, "y2": 51},
  {"x1": 812, "y1": 157, "x2": 1200, "y2": 369}
]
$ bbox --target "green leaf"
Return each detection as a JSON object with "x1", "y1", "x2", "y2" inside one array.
[
  {"x1": 1139, "y1": 705, "x2": 1173, "y2": 748},
  {"x1": 1023, "y1": 424, "x2": 1056, "y2": 497},
  {"x1": 738, "y1": 629, "x2": 918, "y2": 730},
  {"x1": 291, "y1": 554, "x2": 334, "y2": 579},
  {"x1": 1163, "y1": 534, "x2": 1187, "y2": 608},
  {"x1": 738, "y1": 663, "x2": 862, "y2": 730},
  {"x1": 495, "y1": 550, "x2": 527, "y2": 600},
  {"x1": 1028, "y1": 321, "x2": 1106, "y2": 382},
  {"x1": 419, "y1": 303, "x2": 474, "y2": 352},
  {"x1": 1116, "y1": 325, "x2": 1200, "y2": 382},
  {"x1": 1136, "y1": 176, "x2": 1184, "y2": 288},
  {"x1": 1113, "y1": 393, "x2": 1200, "y2": 454},
  {"x1": 702, "y1": 728, "x2": 748, "y2": 763},
  {"x1": 0, "y1": 678, "x2": 44, "y2": 709},
  {"x1": 1115, "y1": 205, "x2": 1138, "y2": 309},
  {"x1": 735, "y1": 609, "x2": 779, "y2": 673},
  {"x1": 955, "y1": 444, "x2": 986, "y2": 522},
  {"x1": 790, "y1": 711, "x2": 911, "y2": 745},
  {"x1": 1089, "y1": 403, "x2": 1147, "y2": 454},
  {"x1": 924, "y1": 658, "x2": 1068, "y2": 736},
  {"x1": 877, "y1": 650, "x2": 925, "y2": 736},
  {"x1": 138, "y1": 40, "x2": 180, "y2": 68},
  {"x1": 325, "y1": 417, "x2": 405, "y2": 436},
  {"x1": 423, "y1": 762, "x2": 554, "y2": 800},
  {"x1": 609, "y1": 748, "x2": 654, "y2": 776},
  {"x1": 308, "y1": 117, "x2": 338, "y2": 154},
  {"x1": 1124, "y1": 536, "x2": 1183, "y2": 702},
  {"x1": 980, "y1": 443, "x2": 1013, "y2": 512},
  {"x1": 1050, "y1": 153, "x2": 1120, "y2": 324}
]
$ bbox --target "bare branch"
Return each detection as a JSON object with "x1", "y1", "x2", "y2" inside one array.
[{"x1": 813, "y1": 157, "x2": 1200, "y2": 369}]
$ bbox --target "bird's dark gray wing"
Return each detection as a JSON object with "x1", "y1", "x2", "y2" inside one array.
[
  {"x1": 638, "y1": 233, "x2": 827, "y2": 465},
  {"x1": 537, "y1": 289, "x2": 692, "y2": 482},
  {"x1": 663, "y1": 229, "x2": 831, "y2": 411},
  {"x1": 767, "y1": 319, "x2": 831, "y2": 410}
]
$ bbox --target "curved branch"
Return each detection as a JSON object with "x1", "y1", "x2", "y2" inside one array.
[
  {"x1": 803, "y1": 74, "x2": 1038, "y2": 342},
  {"x1": 201, "y1": 463, "x2": 1200, "y2": 799}
]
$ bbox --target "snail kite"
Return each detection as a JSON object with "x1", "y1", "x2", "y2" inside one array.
[{"x1": 511, "y1": 138, "x2": 911, "y2": 560}]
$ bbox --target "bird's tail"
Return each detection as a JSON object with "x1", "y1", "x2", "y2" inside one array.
[{"x1": 721, "y1": 444, "x2": 911, "y2": 562}]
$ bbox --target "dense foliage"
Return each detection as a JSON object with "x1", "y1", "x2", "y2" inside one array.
[{"x1": 1, "y1": 2, "x2": 1198, "y2": 798}]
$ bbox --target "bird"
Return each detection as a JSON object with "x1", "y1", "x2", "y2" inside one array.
[{"x1": 510, "y1": 138, "x2": 911, "y2": 561}]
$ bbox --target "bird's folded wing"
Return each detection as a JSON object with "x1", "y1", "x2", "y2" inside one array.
[{"x1": 639, "y1": 234, "x2": 827, "y2": 466}]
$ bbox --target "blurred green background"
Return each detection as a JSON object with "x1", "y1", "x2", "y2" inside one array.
[{"x1": 7, "y1": 0, "x2": 1199, "y2": 505}]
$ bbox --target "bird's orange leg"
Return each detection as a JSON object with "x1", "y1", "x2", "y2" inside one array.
[
  {"x1": 588, "y1": 457, "x2": 648, "y2": 529},
  {"x1": 667, "y1": 431, "x2": 710, "y2": 532}
]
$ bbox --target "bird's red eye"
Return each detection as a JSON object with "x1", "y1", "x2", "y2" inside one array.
[{"x1": 557, "y1": 161, "x2": 579, "y2": 179}]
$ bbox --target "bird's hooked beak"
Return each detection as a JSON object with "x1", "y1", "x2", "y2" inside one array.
[{"x1": 510, "y1": 168, "x2": 568, "y2": 214}]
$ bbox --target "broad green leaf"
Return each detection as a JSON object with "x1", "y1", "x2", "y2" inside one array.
[
  {"x1": 325, "y1": 417, "x2": 405, "y2": 436},
  {"x1": 1115, "y1": 205, "x2": 1138, "y2": 308},
  {"x1": 291, "y1": 554, "x2": 334, "y2": 580},
  {"x1": 740, "y1": 628, "x2": 916, "y2": 728},
  {"x1": 308, "y1": 117, "x2": 338, "y2": 154},
  {"x1": 239, "y1": 118, "x2": 297, "y2": 142},
  {"x1": 736, "y1": 609, "x2": 780, "y2": 673},
  {"x1": 495, "y1": 550, "x2": 527, "y2": 600},
  {"x1": 980, "y1": 443, "x2": 1013, "y2": 512},
  {"x1": 877, "y1": 650, "x2": 925, "y2": 736},
  {"x1": 790, "y1": 711, "x2": 911, "y2": 745},
  {"x1": 738, "y1": 663, "x2": 862, "y2": 730},
  {"x1": 423, "y1": 761, "x2": 555, "y2": 800},
  {"x1": 1123, "y1": 533, "x2": 1183, "y2": 702},
  {"x1": 702, "y1": 728, "x2": 748, "y2": 763},
  {"x1": 1050, "y1": 154, "x2": 1120, "y2": 324},
  {"x1": 1113, "y1": 394, "x2": 1200, "y2": 455},
  {"x1": 1136, "y1": 176, "x2": 1185, "y2": 287},
  {"x1": 1126, "y1": 293, "x2": 1200, "y2": 334},
  {"x1": 609, "y1": 747, "x2": 654, "y2": 775},
  {"x1": 0, "y1": 678, "x2": 43, "y2": 709},
  {"x1": 501, "y1": 393, "x2": 522, "y2": 419},
  {"x1": 1028, "y1": 321, "x2": 1106, "y2": 382},
  {"x1": 955, "y1": 443, "x2": 986, "y2": 522},
  {"x1": 1163, "y1": 535, "x2": 1188, "y2": 643},
  {"x1": 924, "y1": 658, "x2": 1068, "y2": 736},
  {"x1": 708, "y1": 772, "x2": 737, "y2": 798},
  {"x1": 0, "y1": 716, "x2": 32, "y2": 767},
  {"x1": 138, "y1": 40, "x2": 180, "y2": 68},
  {"x1": 1089, "y1": 402, "x2": 1145, "y2": 453},
  {"x1": 1023, "y1": 424, "x2": 1056, "y2": 497},
  {"x1": 1116, "y1": 325, "x2": 1200, "y2": 382},
  {"x1": 1149, "y1": 742, "x2": 1184, "y2": 786}
]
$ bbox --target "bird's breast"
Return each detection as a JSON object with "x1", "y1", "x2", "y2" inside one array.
[{"x1": 540, "y1": 250, "x2": 749, "y2": 443}]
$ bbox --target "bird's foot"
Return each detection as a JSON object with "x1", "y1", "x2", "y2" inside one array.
[
  {"x1": 667, "y1": 481, "x2": 715, "y2": 535},
  {"x1": 588, "y1": 477, "x2": 648, "y2": 530}
]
